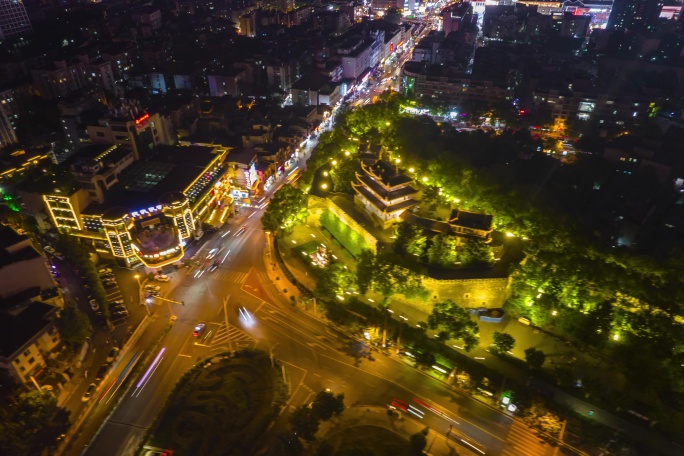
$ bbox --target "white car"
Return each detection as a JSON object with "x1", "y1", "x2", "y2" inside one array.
[
  {"x1": 145, "y1": 284, "x2": 161, "y2": 292},
  {"x1": 154, "y1": 274, "x2": 170, "y2": 282},
  {"x1": 54, "y1": 252, "x2": 65, "y2": 260},
  {"x1": 43, "y1": 245, "x2": 56, "y2": 254},
  {"x1": 98, "y1": 267, "x2": 112, "y2": 274},
  {"x1": 81, "y1": 383, "x2": 97, "y2": 402}
]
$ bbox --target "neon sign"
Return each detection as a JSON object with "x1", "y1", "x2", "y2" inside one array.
[
  {"x1": 131, "y1": 204, "x2": 163, "y2": 218},
  {"x1": 135, "y1": 113, "x2": 150, "y2": 128}
]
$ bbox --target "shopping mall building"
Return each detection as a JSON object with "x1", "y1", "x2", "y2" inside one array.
[{"x1": 19, "y1": 143, "x2": 231, "y2": 269}]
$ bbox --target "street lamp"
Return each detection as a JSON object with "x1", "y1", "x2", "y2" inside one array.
[{"x1": 134, "y1": 274, "x2": 151, "y2": 316}]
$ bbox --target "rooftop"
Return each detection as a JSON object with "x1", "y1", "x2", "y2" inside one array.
[
  {"x1": 0, "y1": 301, "x2": 56, "y2": 360},
  {"x1": 81, "y1": 145, "x2": 221, "y2": 216}
]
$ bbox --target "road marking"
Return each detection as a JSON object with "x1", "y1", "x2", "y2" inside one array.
[{"x1": 178, "y1": 354, "x2": 191, "y2": 358}]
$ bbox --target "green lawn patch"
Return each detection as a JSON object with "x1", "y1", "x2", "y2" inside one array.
[
  {"x1": 146, "y1": 350, "x2": 287, "y2": 455},
  {"x1": 320, "y1": 425, "x2": 415, "y2": 456},
  {"x1": 319, "y1": 209, "x2": 368, "y2": 257}
]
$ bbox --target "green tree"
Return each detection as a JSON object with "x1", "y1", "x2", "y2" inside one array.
[
  {"x1": 55, "y1": 306, "x2": 91, "y2": 349},
  {"x1": 460, "y1": 239, "x2": 494, "y2": 267},
  {"x1": 289, "y1": 405, "x2": 319, "y2": 441},
  {"x1": 492, "y1": 332, "x2": 515, "y2": 353},
  {"x1": 427, "y1": 233, "x2": 458, "y2": 268},
  {"x1": 261, "y1": 185, "x2": 309, "y2": 234},
  {"x1": 356, "y1": 250, "x2": 375, "y2": 294},
  {"x1": 315, "y1": 261, "x2": 356, "y2": 301},
  {"x1": 310, "y1": 390, "x2": 345, "y2": 421},
  {"x1": 329, "y1": 156, "x2": 359, "y2": 193},
  {"x1": 395, "y1": 222, "x2": 427, "y2": 257},
  {"x1": 524, "y1": 348, "x2": 546, "y2": 369},
  {"x1": 427, "y1": 299, "x2": 479, "y2": 350},
  {"x1": 0, "y1": 390, "x2": 70, "y2": 456},
  {"x1": 409, "y1": 432, "x2": 427, "y2": 454},
  {"x1": 414, "y1": 351, "x2": 436, "y2": 369}
]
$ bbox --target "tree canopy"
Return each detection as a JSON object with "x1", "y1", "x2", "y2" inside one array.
[
  {"x1": 427, "y1": 299, "x2": 479, "y2": 351},
  {"x1": 261, "y1": 185, "x2": 309, "y2": 234},
  {"x1": 55, "y1": 306, "x2": 91, "y2": 349}
]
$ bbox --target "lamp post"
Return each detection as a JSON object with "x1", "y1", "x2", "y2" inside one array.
[{"x1": 134, "y1": 274, "x2": 151, "y2": 316}]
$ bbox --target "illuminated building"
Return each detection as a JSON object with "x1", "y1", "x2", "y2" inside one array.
[
  {"x1": 352, "y1": 158, "x2": 419, "y2": 229},
  {"x1": 20, "y1": 144, "x2": 228, "y2": 269},
  {"x1": 87, "y1": 106, "x2": 173, "y2": 161}
]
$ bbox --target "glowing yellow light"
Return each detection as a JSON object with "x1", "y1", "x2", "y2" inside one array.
[
  {"x1": 321, "y1": 183, "x2": 328, "y2": 189},
  {"x1": 613, "y1": 334, "x2": 619, "y2": 341},
  {"x1": 332, "y1": 160, "x2": 337, "y2": 166},
  {"x1": 409, "y1": 167, "x2": 415, "y2": 173},
  {"x1": 323, "y1": 171, "x2": 329, "y2": 176},
  {"x1": 345, "y1": 151, "x2": 350, "y2": 156},
  {"x1": 422, "y1": 177, "x2": 428, "y2": 182}
]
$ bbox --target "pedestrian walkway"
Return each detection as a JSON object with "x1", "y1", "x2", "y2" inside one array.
[
  {"x1": 212, "y1": 269, "x2": 249, "y2": 284},
  {"x1": 501, "y1": 420, "x2": 551, "y2": 456}
]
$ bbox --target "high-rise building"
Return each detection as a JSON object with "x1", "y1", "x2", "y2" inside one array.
[
  {"x1": 608, "y1": 0, "x2": 664, "y2": 31},
  {"x1": 0, "y1": 0, "x2": 32, "y2": 41}
]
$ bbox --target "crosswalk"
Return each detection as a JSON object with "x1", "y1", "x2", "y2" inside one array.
[
  {"x1": 501, "y1": 420, "x2": 552, "y2": 456},
  {"x1": 209, "y1": 322, "x2": 255, "y2": 348},
  {"x1": 211, "y1": 270, "x2": 248, "y2": 284}
]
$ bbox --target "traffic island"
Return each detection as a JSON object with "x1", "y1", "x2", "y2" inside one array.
[{"x1": 143, "y1": 349, "x2": 288, "y2": 455}]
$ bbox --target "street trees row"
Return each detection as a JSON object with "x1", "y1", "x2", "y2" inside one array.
[{"x1": 261, "y1": 185, "x2": 309, "y2": 235}]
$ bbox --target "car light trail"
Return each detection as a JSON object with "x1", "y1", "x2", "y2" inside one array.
[
  {"x1": 221, "y1": 230, "x2": 231, "y2": 238},
  {"x1": 407, "y1": 404, "x2": 425, "y2": 419},
  {"x1": 413, "y1": 397, "x2": 460, "y2": 425},
  {"x1": 132, "y1": 348, "x2": 166, "y2": 397},
  {"x1": 100, "y1": 351, "x2": 143, "y2": 404}
]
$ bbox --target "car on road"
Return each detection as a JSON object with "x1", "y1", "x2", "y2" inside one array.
[
  {"x1": 43, "y1": 245, "x2": 56, "y2": 254},
  {"x1": 206, "y1": 248, "x2": 219, "y2": 260},
  {"x1": 154, "y1": 274, "x2": 170, "y2": 282},
  {"x1": 235, "y1": 224, "x2": 247, "y2": 236},
  {"x1": 106, "y1": 347, "x2": 120, "y2": 363},
  {"x1": 54, "y1": 251, "x2": 65, "y2": 260},
  {"x1": 192, "y1": 323, "x2": 206, "y2": 337},
  {"x1": 81, "y1": 383, "x2": 97, "y2": 402},
  {"x1": 89, "y1": 300, "x2": 100, "y2": 312},
  {"x1": 144, "y1": 284, "x2": 161, "y2": 292},
  {"x1": 98, "y1": 267, "x2": 112, "y2": 274}
]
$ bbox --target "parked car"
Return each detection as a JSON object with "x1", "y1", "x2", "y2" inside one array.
[
  {"x1": 89, "y1": 300, "x2": 100, "y2": 312},
  {"x1": 205, "y1": 226, "x2": 219, "y2": 233},
  {"x1": 109, "y1": 300, "x2": 124, "y2": 306},
  {"x1": 104, "y1": 282, "x2": 117, "y2": 290},
  {"x1": 112, "y1": 310, "x2": 129, "y2": 318},
  {"x1": 144, "y1": 284, "x2": 161, "y2": 292},
  {"x1": 95, "y1": 364, "x2": 110, "y2": 383},
  {"x1": 81, "y1": 383, "x2": 97, "y2": 402},
  {"x1": 98, "y1": 267, "x2": 113, "y2": 274},
  {"x1": 106, "y1": 347, "x2": 120, "y2": 363},
  {"x1": 43, "y1": 245, "x2": 56, "y2": 254},
  {"x1": 193, "y1": 323, "x2": 206, "y2": 337},
  {"x1": 54, "y1": 252, "x2": 65, "y2": 260},
  {"x1": 100, "y1": 272, "x2": 114, "y2": 279},
  {"x1": 154, "y1": 274, "x2": 170, "y2": 282}
]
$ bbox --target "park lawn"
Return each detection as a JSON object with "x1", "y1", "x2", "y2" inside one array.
[
  {"x1": 146, "y1": 350, "x2": 286, "y2": 455},
  {"x1": 323, "y1": 425, "x2": 414, "y2": 456}
]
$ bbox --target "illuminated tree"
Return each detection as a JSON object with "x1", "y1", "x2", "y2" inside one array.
[
  {"x1": 427, "y1": 233, "x2": 458, "y2": 268},
  {"x1": 315, "y1": 261, "x2": 355, "y2": 301},
  {"x1": 492, "y1": 332, "x2": 515, "y2": 353},
  {"x1": 395, "y1": 222, "x2": 427, "y2": 257},
  {"x1": 459, "y1": 239, "x2": 494, "y2": 268},
  {"x1": 329, "y1": 156, "x2": 359, "y2": 194},
  {"x1": 428, "y1": 299, "x2": 479, "y2": 351},
  {"x1": 261, "y1": 185, "x2": 309, "y2": 234}
]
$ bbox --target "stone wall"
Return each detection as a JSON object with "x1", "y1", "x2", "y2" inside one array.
[{"x1": 308, "y1": 195, "x2": 377, "y2": 254}]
